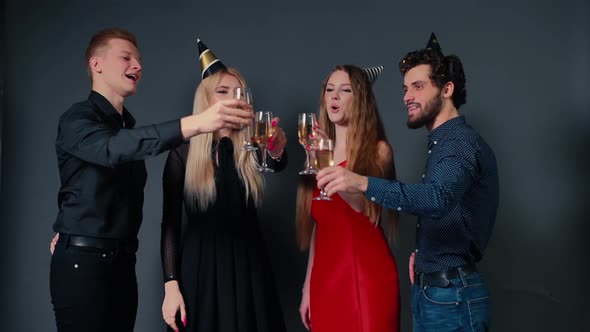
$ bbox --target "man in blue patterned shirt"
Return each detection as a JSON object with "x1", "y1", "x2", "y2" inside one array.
[{"x1": 316, "y1": 34, "x2": 499, "y2": 332}]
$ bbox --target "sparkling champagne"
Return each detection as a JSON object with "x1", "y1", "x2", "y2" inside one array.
[
  {"x1": 254, "y1": 120, "x2": 272, "y2": 146},
  {"x1": 312, "y1": 137, "x2": 335, "y2": 201},
  {"x1": 316, "y1": 150, "x2": 334, "y2": 169},
  {"x1": 298, "y1": 123, "x2": 314, "y2": 148},
  {"x1": 297, "y1": 112, "x2": 319, "y2": 175}
]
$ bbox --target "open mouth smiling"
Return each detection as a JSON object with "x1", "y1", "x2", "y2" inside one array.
[
  {"x1": 125, "y1": 73, "x2": 139, "y2": 82},
  {"x1": 407, "y1": 103, "x2": 420, "y2": 113}
]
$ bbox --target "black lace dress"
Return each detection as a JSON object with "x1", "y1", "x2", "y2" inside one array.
[{"x1": 161, "y1": 137, "x2": 287, "y2": 332}]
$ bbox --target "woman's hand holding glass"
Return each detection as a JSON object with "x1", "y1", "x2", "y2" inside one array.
[
  {"x1": 267, "y1": 117, "x2": 286, "y2": 159},
  {"x1": 254, "y1": 111, "x2": 276, "y2": 172}
]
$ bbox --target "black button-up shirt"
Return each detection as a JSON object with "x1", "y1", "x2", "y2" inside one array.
[
  {"x1": 365, "y1": 116, "x2": 499, "y2": 273},
  {"x1": 54, "y1": 91, "x2": 184, "y2": 240}
]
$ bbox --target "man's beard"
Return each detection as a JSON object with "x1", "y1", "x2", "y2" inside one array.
[{"x1": 407, "y1": 94, "x2": 443, "y2": 129}]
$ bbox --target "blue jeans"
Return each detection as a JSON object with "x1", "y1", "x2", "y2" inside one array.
[{"x1": 412, "y1": 272, "x2": 490, "y2": 332}]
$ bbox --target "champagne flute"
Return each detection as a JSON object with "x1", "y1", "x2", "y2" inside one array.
[
  {"x1": 254, "y1": 111, "x2": 275, "y2": 173},
  {"x1": 297, "y1": 113, "x2": 318, "y2": 175},
  {"x1": 312, "y1": 138, "x2": 334, "y2": 201},
  {"x1": 234, "y1": 87, "x2": 257, "y2": 151}
]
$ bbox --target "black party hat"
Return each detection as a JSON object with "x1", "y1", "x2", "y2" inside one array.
[
  {"x1": 362, "y1": 65, "x2": 384, "y2": 85},
  {"x1": 197, "y1": 38, "x2": 227, "y2": 80},
  {"x1": 426, "y1": 32, "x2": 443, "y2": 55}
]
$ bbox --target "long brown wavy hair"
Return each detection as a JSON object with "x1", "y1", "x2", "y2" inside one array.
[{"x1": 295, "y1": 65, "x2": 398, "y2": 250}]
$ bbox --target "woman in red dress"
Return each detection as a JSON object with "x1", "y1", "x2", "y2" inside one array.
[{"x1": 296, "y1": 64, "x2": 400, "y2": 332}]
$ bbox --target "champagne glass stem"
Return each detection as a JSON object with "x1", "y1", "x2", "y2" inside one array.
[{"x1": 261, "y1": 145, "x2": 268, "y2": 168}]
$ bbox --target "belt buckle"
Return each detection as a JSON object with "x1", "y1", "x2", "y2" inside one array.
[{"x1": 437, "y1": 276, "x2": 451, "y2": 288}]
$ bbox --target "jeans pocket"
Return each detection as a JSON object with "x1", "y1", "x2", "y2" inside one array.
[
  {"x1": 422, "y1": 286, "x2": 459, "y2": 305},
  {"x1": 417, "y1": 286, "x2": 461, "y2": 330}
]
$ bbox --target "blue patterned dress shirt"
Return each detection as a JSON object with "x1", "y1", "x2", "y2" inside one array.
[{"x1": 365, "y1": 116, "x2": 499, "y2": 273}]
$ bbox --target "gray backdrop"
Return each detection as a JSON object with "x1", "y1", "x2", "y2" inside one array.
[
  {"x1": 0, "y1": 0, "x2": 4, "y2": 186},
  {"x1": 1, "y1": 0, "x2": 588, "y2": 331}
]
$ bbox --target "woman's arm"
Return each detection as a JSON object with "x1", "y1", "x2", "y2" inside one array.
[
  {"x1": 299, "y1": 225, "x2": 316, "y2": 331},
  {"x1": 160, "y1": 146, "x2": 188, "y2": 331}
]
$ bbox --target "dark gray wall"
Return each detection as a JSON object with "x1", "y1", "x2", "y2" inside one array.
[
  {"x1": 0, "y1": 0, "x2": 4, "y2": 186},
  {"x1": 1, "y1": 0, "x2": 588, "y2": 331}
]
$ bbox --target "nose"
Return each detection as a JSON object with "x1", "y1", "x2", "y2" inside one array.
[
  {"x1": 132, "y1": 58, "x2": 142, "y2": 72},
  {"x1": 403, "y1": 90, "x2": 413, "y2": 104},
  {"x1": 331, "y1": 91, "x2": 340, "y2": 100}
]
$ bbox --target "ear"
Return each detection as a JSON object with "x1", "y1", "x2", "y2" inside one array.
[
  {"x1": 441, "y1": 81, "x2": 454, "y2": 99},
  {"x1": 89, "y1": 56, "x2": 102, "y2": 75}
]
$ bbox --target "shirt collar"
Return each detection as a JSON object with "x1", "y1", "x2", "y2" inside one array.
[
  {"x1": 427, "y1": 116, "x2": 466, "y2": 148},
  {"x1": 88, "y1": 90, "x2": 136, "y2": 128}
]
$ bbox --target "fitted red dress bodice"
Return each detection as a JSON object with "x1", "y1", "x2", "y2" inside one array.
[{"x1": 310, "y1": 161, "x2": 400, "y2": 332}]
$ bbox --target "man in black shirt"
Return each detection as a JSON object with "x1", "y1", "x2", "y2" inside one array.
[{"x1": 49, "y1": 28, "x2": 253, "y2": 332}]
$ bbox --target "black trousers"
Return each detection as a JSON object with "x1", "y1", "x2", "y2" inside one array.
[{"x1": 50, "y1": 236, "x2": 138, "y2": 332}]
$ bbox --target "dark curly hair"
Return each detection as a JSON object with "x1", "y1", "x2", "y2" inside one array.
[{"x1": 399, "y1": 49, "x2": 467, "y2": 109}]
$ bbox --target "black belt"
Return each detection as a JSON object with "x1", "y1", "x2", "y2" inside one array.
[
  {"x1": 416, "y1": 264, "x2": 478, "y2": 288},
  {"x1": 65, "y1": 235, "x2": 138, "y2": 254}
]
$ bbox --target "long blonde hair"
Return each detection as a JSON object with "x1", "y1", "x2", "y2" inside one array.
[
  {"x1": 184, "y1": 68, "x2": 264, "y2": 212},
  {"x1": 296, "y1": 65, "x2": 398, "y2": 250}
]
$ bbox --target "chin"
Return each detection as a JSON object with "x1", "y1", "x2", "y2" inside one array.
[
  {"x1": 123, "y1": 88, "x2": 137, "y2": 97},
  {"x1": 328, "y1": 113, "x2": 343, "y2": 123},
  {"x1": 406, "y1": 116, "x2": 421, "y2": 129}
]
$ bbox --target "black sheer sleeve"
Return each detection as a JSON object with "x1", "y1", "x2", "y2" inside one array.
[
  {"x1": 265, "y1": 149, "x2": 288, "y2": 173},
  {"x1": 160, "y1": 145, "x2": 187, "y2": 283}
]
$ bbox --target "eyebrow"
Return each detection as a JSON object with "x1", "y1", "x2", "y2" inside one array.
[
  {"x1": 403, "y1": 80, "x2": 427, "y2": 88},
  {"x1": 326, "y1": 83, "x2": 351, "y2": 87},
  {"x1": 215, "y1": 85, "x2": 231, "y2": 89},
  {"x1": 121, "y1": 50, "x2": 142, "y2": 61}
]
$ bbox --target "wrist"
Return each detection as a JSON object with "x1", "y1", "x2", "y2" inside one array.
[
  {"x1": 180, "y1": 115, "x2": 201, "y2": 140},
  {"x1": 302, "y1": 277, "x2": 311, "y2": 292},
  {"x1": 164, "y1": 280, "x2": 180, "y2": 293},
  {"x1": 268, "y1": 148, "x2": 284, "y2": 160},
  {"x1": 359, "y1": 176, "x2": 369, "y2": 193}
]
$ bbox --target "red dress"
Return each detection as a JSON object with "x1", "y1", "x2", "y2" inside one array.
[{"x1": 310, "y1": 162, "x2": 400, "y2": 332}]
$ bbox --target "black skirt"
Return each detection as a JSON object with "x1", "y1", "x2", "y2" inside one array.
[{"x1": 162, "y1": 137, "x2": 286, "y2": 332}]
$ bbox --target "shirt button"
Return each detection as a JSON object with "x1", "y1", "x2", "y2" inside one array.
[
  {"x1": 434, "y1": 141, "x2": 438, "y2": 145},
  {"x1": 370, "y1": 197, "x2": 376, "y2": 202},
  {"x1": 422, "y1": 174, "x2": 425, "y2": 178},
  {"x1": 74, "y1": 264, "x2": 79, "y2": 269},
  {"x1": 397, "y1": 207, "x2": 402, "y2": 211},
  {"x1": 428, "y1": 150, "x2": 432, "y2": 154},
  {"x1": 417, "y1": 223, "x2": 420, "y2": 228},
  {"x1": 102, "y1": 253, "x2": 107, "y2": 258},
  {"x1": 415, "y1": 249, "x2": 419, "y2": 253}
]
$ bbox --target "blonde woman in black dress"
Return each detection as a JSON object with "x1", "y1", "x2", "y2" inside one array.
[{"x1": 160, "y1": 39, "x2": 287, "y2": 332}]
